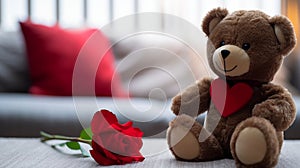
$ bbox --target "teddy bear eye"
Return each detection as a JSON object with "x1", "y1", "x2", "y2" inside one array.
[
  {"x1": 242, "y1": 43, "x2": 250, "y2": 50},
  {"x1": 219, "y1": 41, "x2": 226, "y2": 47}
]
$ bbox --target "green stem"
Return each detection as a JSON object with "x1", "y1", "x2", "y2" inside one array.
[{"x1": 40, "y1": 131, "x2": 92, "y2": 146}]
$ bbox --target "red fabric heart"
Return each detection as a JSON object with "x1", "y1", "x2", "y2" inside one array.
[{"x1": 209, "y1": 78, "x2": 253, "y2": 117}]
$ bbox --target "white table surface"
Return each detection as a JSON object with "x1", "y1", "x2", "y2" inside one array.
[{"x1": 0, "y1": 138, "x2": 300, "y2": 168}]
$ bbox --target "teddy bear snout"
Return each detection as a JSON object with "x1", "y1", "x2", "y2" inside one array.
[
  {"x1": 221, "y1": 50, "x2": 230, "y2": 59},
  {"x1": 213, "y1": 45, "x2": 250, "y2": 77}
]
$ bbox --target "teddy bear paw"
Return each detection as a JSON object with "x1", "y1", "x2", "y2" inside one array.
[
  {"x1": 169, "y1": 114, "x2": 196, "y2": 128},
  {"x1": 235, "y1": 127, "x2": 267, "y2": 165},
  {"x1": 167, "y1": 124, "x2": 200, "y2": 160},
  {"x1": 167, "y1": 114, "x2": 200, "y2": 160},
  {"x1": 231, "y1": 117, "x2": 280, "y2": 168}
]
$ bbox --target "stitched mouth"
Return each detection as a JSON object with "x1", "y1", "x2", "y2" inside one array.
[{"x1": 216, "y1": 64, "x2": 238, "y2": 73}]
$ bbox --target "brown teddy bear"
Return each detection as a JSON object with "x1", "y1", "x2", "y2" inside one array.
[{"x1": 167, "y1": 8, "x2": 297, "y2": 168}]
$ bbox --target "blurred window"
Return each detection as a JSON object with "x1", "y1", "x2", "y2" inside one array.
[{"x1": 0, "y1": 0, "x2": 281, "y2": 30}]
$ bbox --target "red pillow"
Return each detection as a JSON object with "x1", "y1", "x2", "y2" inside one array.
[{"x1": 20, "y1": 21, "x2": 127, "y2": 97}]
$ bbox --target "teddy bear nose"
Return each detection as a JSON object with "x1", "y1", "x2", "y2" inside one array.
[{"x1": 221, "y1": 50, "x2": 231, "y2": 59}]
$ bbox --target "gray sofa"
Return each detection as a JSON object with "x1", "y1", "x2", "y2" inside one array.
[
  {"x1": 0, "y1": 30, "x2": 299, "y2": 139},
  {"x1": 0, "y1": 93, "x2": 173, "y2": 138},
  {"x1": 0, "y1": 30, "x2": 174, "y2": 138}
]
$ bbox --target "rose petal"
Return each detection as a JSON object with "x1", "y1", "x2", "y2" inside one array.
[
  {"x1": 133, "y1": 128, "x2": 144, "y2": 137},
  {"x1": 90, "y1": 150, "x2": 122, "y2": 165},
  {"x1": 91, "y1": 140, "x2": 144, "y2": 165},
  {"x1": 118, "y1": 155, "x2": 145, "y2": 164},
  {"x1": 90, "y1": 109, "x2": 145, "y2": 165},
  {"x1": 92, "y1": 140, "x2": 120, "y2": 161},
  {"x1": 90, "y1": 149, "x2": 116, "y2": 166},
  {"x1": 91, "y1": 110, "x2": 118, "y2": 134},
  {"x1": 101, "y1": 133, "x2": 130, "y2": 155},
  {"x1": 92, "y1": 123, "x2": 142, "y2": 152},
  {"x1": 93, "y1": 133, "x2": 128, "y2": 156},
  {"x1": 93, "y1": 133, "x2": 143, "y2": 157},
  {"x1": 129, "y1": 137, "x2": 144, "y2": 153},
  {"x1": 111, "y1": 121, "x2": 133, "y2": 131},
  {"x1": 121, "y1": 127, "x2": 143, "y2": 137},
  {"x1": 101, "y1": 110, "x2": 119, "y2": 125}
]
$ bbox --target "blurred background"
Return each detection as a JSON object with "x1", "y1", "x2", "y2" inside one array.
[
  {"x1": 1, "y1": 0, "x2": 299, "y2": 94},
  {"x1": 0, "y1": 0, "x2": 284, "y2": 30},
  {"x1": 1, "y1": 0, "x2": 299, "y2": 97},
  {"x1": 0, "y1": 0, "x2": 300, "y2": 138}
]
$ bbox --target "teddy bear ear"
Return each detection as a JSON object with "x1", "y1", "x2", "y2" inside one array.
[
  {"x1": 269, "y1": 15, "x2": 297, "y2": 56},
  {"x1": 202, "y1": 8, "x2": 229, "y2": 36}
]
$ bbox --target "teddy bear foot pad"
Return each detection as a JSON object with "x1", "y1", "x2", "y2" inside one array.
[
  {"x1": 231, "y1": 117, "x2": 281, "y2": 168},
  {"x1": 167, "y1": 114, "x2": 223, "y2": 161}
]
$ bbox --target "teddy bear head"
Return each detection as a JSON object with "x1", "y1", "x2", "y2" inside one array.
[{"x1": 202, "y1": 8, "x2": 296, "y2": 83}]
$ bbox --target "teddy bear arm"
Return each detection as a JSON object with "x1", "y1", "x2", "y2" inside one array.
[
  {"x1": 171, "y1": 78, "x2": 212, "y2": 116},
  {"x1": 252, "y1": 84, "x2": 296, "y2": 131}
]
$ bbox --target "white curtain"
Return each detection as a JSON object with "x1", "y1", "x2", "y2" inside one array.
[
  {"x1": 0, "y1": 0, "x2": 281, "y2": 30},
  {"x1": 162, "y1": 0, "x2": 281, "y2": 28}
]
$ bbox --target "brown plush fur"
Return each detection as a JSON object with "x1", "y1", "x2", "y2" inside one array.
[
  {"x1": 167, "y1": 8, "x2": 297, "y2": 168},
  {"x1": 168, "y1": 114, "x2": 224, "y2": 161},
  {"x1": 171, "y1": 78, "x2": 212, "y2": 117},
  {"x1": 230, "y1": 117, "x2": 280, "y2": 168}
]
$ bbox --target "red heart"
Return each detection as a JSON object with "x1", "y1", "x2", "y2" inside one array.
[{"x1": 209, "y1": 78, "x2": 253, "y2": 117}]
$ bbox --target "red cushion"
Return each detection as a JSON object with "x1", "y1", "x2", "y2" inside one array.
[{"x1": 20, "y1": 21, "x2": 127, "y2": 97}]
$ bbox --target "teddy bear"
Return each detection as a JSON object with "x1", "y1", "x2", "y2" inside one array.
[{"x1": 167, "y1": 8, "x2": 297, "y2": 168}]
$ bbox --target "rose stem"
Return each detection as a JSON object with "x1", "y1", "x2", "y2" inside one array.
[{"x1": 40, "y1": 131, "x2": 92, "y2": 145}]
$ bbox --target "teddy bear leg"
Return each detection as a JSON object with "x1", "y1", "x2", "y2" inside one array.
[
  {"x1": 230, "y1": 117, "x2": 280, "y2": 168},
  {"x1": 167, "y1": 114, "x2": 223, "y2": 161}
]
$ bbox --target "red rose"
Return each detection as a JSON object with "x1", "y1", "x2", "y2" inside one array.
[{"x1": 90, "y1": 110, "x2": 145, "y2": 165}]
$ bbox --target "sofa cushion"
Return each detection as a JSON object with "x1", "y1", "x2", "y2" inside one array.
[
  {"x1": 112, "y1": 34, "x2": 211, "y2": 99},
  {"x1": 20, "y1": 21, "x2": 126, "y2": 96},
  {"x1": 0, "y1": 93, "x2": 172, "y2": 138},
  {"x1": 0, "y1": 93, "x2": 299, "y2": 139},
  {"x1": 0, "y1": 31, "x2": 30, "y2": 92}
]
